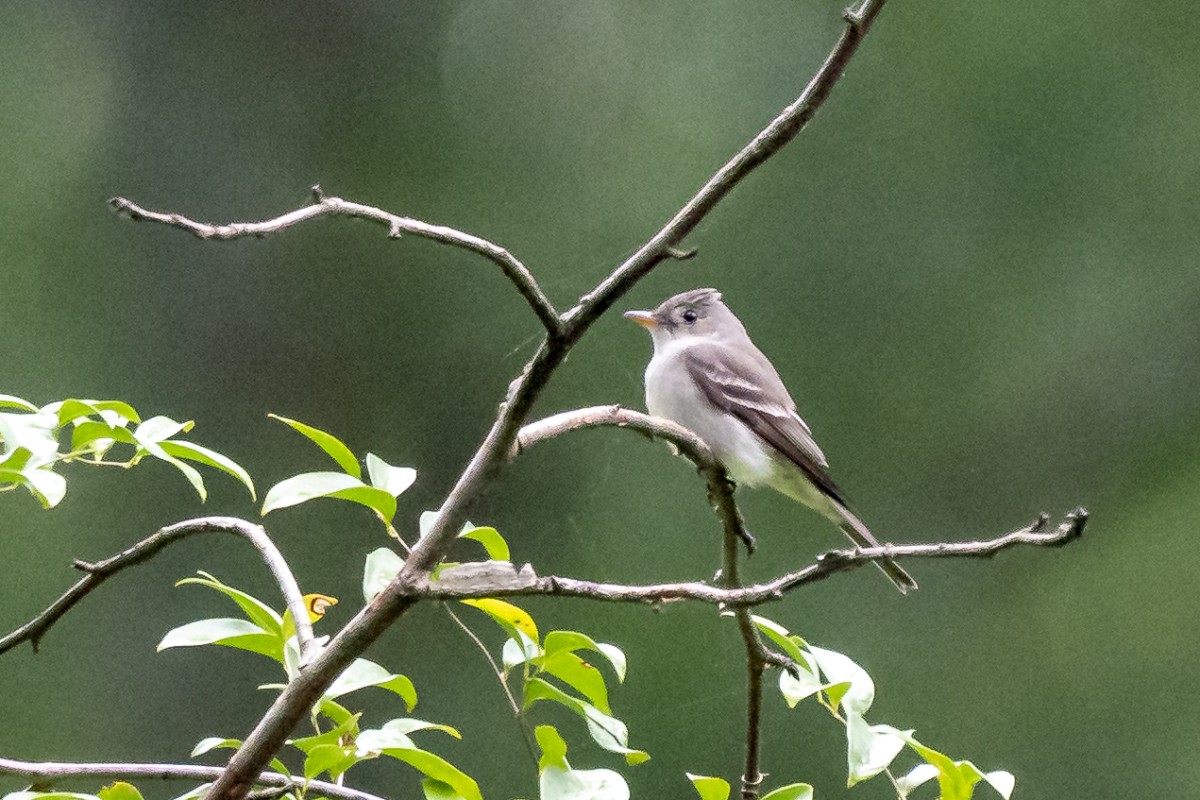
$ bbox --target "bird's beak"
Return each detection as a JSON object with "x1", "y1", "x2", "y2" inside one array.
[{"x1": 623, "y1": 310, "x2": 659, "y2": 329}]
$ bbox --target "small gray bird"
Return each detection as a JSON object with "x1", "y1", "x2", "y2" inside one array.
[{"x1": 625, "y1": 288, "x2": 916, "y2": 594}]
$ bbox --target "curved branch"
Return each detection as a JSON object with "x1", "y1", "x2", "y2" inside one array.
[
  {"x1": 409, "y1": 508, "x2": 1089, "y2": 605},
  {"x1": 0, "y1": 517, "x2": 314, "y2": 660},
  {"x1": 0, "y1": 757, "x2": 383, "y2": 800},
  {"x1": 108, "y1": 188, "x2": 561, "y2": 336},
  {"x1": 516, "y1": 405, "x2": 755, "y2": 552}
]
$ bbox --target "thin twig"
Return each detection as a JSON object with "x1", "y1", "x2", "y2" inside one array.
[
  {"x1": 442, "y1": 604, "x2": 540, "y2": 767},
  {"x1": 0, "y1": 517, "x2": 314, "y2": 660},
  {"x1": 109, "y1": 189, "x2": 562, "y2": 336},
  {"x1": 0, "y1": 757, "x2": 382, "y2": 800}
]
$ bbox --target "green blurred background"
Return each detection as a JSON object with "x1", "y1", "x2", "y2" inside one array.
[{"x1": 2, "y1": 1, "x2": 1198, "y2": 797}]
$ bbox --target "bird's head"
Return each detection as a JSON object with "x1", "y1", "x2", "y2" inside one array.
[{"x1": 624, "y1": 288, "x2": 746, "y2": 347}]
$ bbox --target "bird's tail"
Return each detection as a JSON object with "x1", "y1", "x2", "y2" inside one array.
[{"x1": 832, "y1": 501, "x2": 918, "y2": 595}]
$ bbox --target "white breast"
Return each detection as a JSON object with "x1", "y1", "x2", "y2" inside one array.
[{"x1": 644, "y1": 341, "x2": 776, "y2": 487}]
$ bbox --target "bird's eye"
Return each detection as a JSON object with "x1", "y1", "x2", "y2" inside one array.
[{"x1": 681, "y1": 309, "x2": 698, "y2": 324}]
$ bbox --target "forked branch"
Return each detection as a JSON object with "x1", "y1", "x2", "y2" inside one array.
[
  {"x1": 0, "y1": 517, "x2": 315, "y2": 659},
  {"x1": 108, "y1": 189, "x2": 561, "y2": 336}
]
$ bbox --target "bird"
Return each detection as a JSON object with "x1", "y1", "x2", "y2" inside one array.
[{"x1": 624, "y1": 287, "x2": 916, "y2": 594}]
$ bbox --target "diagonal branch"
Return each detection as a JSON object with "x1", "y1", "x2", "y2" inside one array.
[
  {"x1": 0, "y1": 757, "x2": 383, "y2": 800},
  {"x1": 0, "y1": 517, "x2": 315, "y2": 660},
  {"x1": 108, "y1": 187, "x2": 562, "y2": 336}
]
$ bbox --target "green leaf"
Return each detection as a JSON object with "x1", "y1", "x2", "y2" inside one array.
[
  {"x1": 326, "y1": 658, "x2": 417, "y2": 708},
  {"x1": 365, "y1": 452, "x2": 417, "y2": 496},
  {"x1": 191, "y1": 737, "x2": 241, "y2": 757},
  {"x1": 375, "y1": 718, "x2": 462, "y2": 739},
  {"x1": 135, "y1": 429, "x2": 208, "y2": 501},
  {"x1": 886, "y1": 729, "x2": 1013, "y2": 800},
  {"x1": 158, "y1": 440, "x2": 256, "y2": 500},
  {"x1": 421, "y1": 779, "x2": 469, "y2": 800},
  {"x1": 751, "y1": 615, "x2": 811, "y2": 672},
  {"x1": 540, "y1": 766, "x2": 629, "y2": 800},
  {"x1": 543, "y1": 631, "x2": 626, "y2": 683},
  {"x1": 538, "y1": 650, "x2": 612, "y2": 714},
  {"x1": 316, "y1": 697, "x2": 357, "y2": 728},
  {"x1": 50, "y1": 398, "x2": 140, "y2": 426},
  {"x1": 17, "y1": 466, "x2": 68, "y2": 508},
  {"x1": 97, "y1": 783, "x2": 144, "y2": 800},
  {"x1": 70, "y1": 419, "x2": 135, "y2": 458},
  {"x1": 524, "y1": 678, "x2": 649, "y2": 765},
  {"x1": 304, "y1": 743, "x2": 357, "y2": 781},
  {"x1": 809, "y1": 646, "x2": 874, "y2": 715},
  {"x1": 4, "y1": 792, "x2": 101, "y2": 800},
  {"x1": 134, "y1": 415, "x2": 193, "y2": 444},
  {"x1": 291, "y1": 713, "x2": 362, "y2": 754},
  {"x1": 778, "y1": 659, "x2": 830, "y2": 708},
  {"x1": 0, "y1": 408, "x2": 60, "y2": 459},
  {"x1": 894, "y1": 763, "x2": 938, "y2": 797},
  {"x1": 176, "y1": 572, "x2": 283, "y2": 636},
  {"x1": 0, "y1": 394, "x2": 37, "y2": 411},
  {"x1": 760, "y1": 785, "x2": 814, "y2": 800},
  {"x1": 535, "y1": 725, "x2": 569, "y2": 771},
  {"x1": 366, "y1": 743, "x2": 481, "y2": 800},
  {"x1": 458, "y1": 526, "x2": 510, "y2": 561},
  {"x1": 845, "y1": 712, "x2": 906, "y2": 786},
  {"x1": 262, "y1": 471, "x2": 396, "y2": 521},
  {"x1": 502, "y1": 633, "x2": 542, "y2": 669},
  {"x1": 157, "y1": 618, "x2": 281, "y2": 660},
  {"x1": 362, "y1": 547, "x2": 405, "y2": 603},
  {"x1": 269, "y1": 414, "x2": 361, "y2": 477},
  {"x1": 686, "y1": 774, "x2": 730, "y2": 800},
  {"x1": 982, "y1": 770, "x2": 1016, "y2": 799}
]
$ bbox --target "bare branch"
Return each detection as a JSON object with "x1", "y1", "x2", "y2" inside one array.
[
  {"x1": 0, "y1": 757, "x2": 383, "y2": 800},
  {"x1": 516, "y1": 405, "x2": 755, "y2": 552},
  {"x1": 0, "y1": 517, "x2": 315, "y2": 660},
  {"x1": 108, "y1": 190, "x2": 562, "y2": 336},
  {"x1": 408, "y1": 508, "x2": 1089, "y2": 605}
]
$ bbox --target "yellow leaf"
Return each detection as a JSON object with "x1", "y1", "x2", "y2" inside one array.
[{"x1": 461, "y1": 597, "x2": 539, "y2": 641}]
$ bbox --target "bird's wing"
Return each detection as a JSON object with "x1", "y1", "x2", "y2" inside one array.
[{"x1": 682, "y1": 342, "x2": 845, "y2": 505}]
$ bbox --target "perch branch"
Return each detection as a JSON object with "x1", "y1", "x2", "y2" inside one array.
[
  {"x1": 409, "y1": 508, "x2": 1089, "y2": 604},
  {"x1": 108, "y1": 189, "x2": 561, "y2": 336},
  {"x1": 0, "y1": 517, "x2": 315, "y2": 660},
  {"x1": 0, "y1": 757, "x2": 383, "y2": 800}
]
